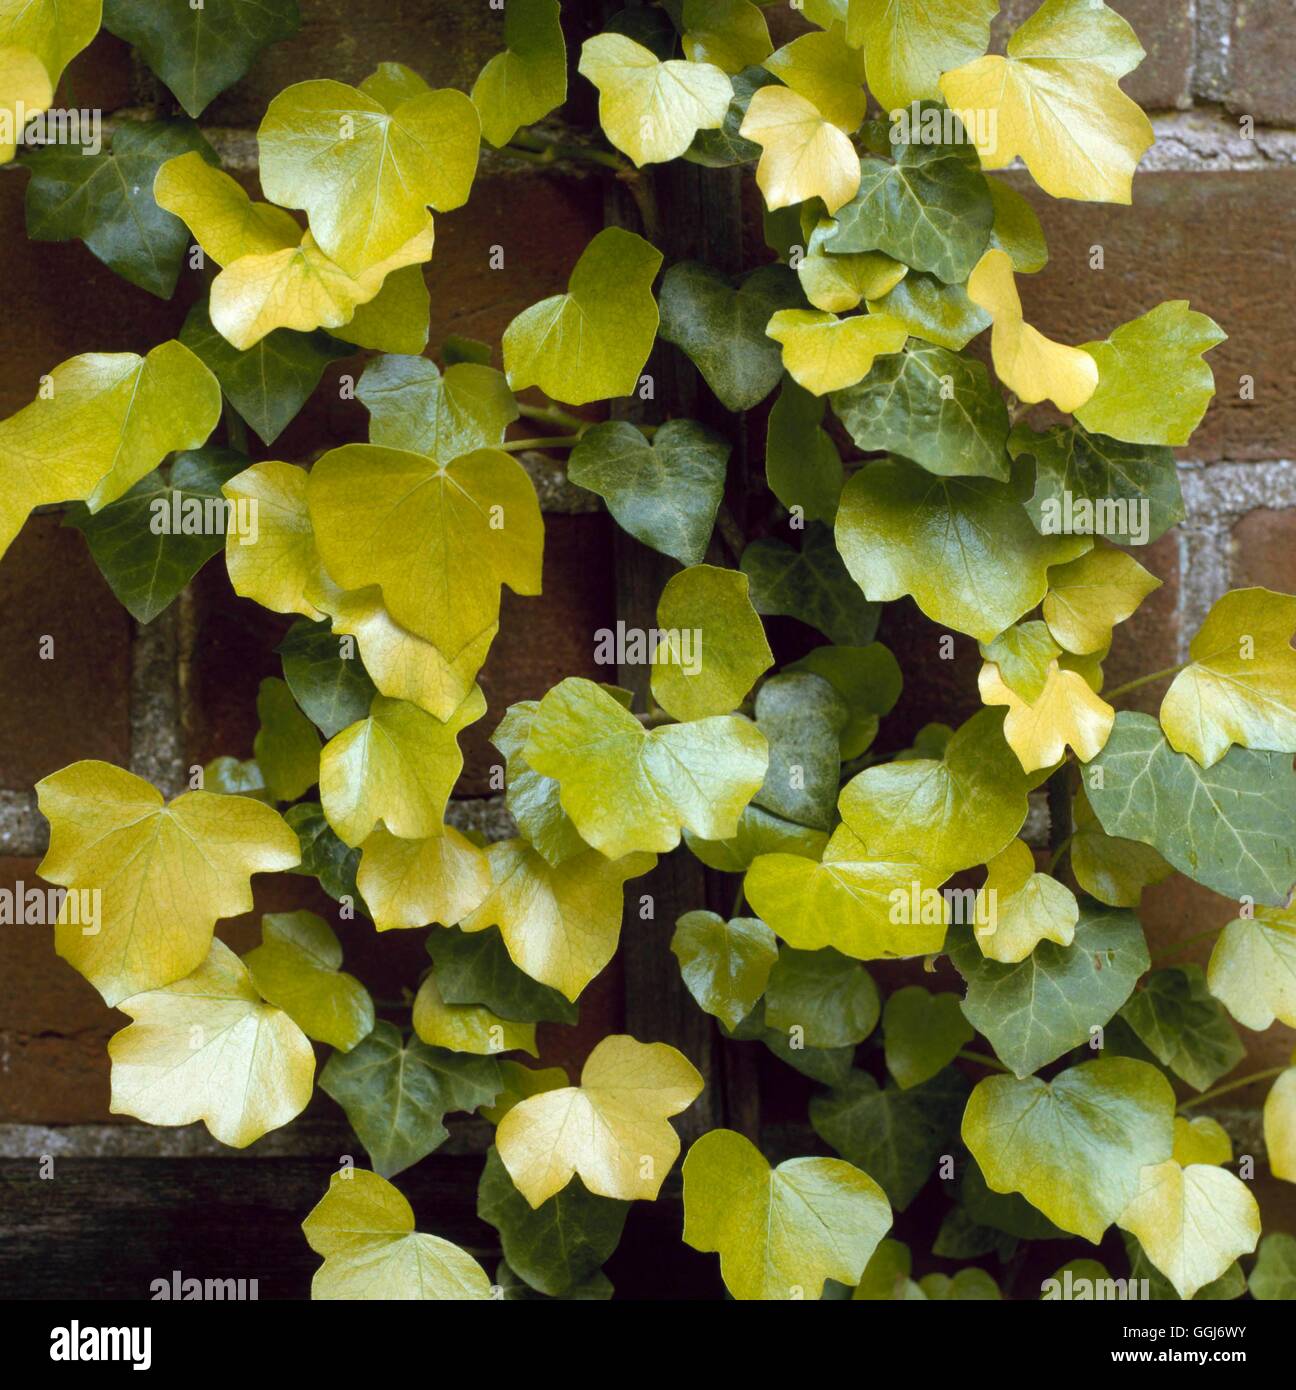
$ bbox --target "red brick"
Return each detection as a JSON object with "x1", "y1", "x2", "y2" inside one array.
[
  {"x1": 1230, "y1": 507, "x2": 1296, "y2": 591},
  {"x1": 1230, "y1": 0, "x2": 1296, "y2": 126},
  {"x1": 1101, "y1": 532, "x2": 1182, "y2": 714},
  {"x1": 0, "y1": 514, "x2": 132, "y2": 791},
  {"x1": 60, "y1": 31, "x2": 135, "y2": 114}
]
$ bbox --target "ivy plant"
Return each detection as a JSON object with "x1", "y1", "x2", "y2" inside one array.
[{"x1": 5, "y1": 0, "x2": 1296, "y2": 1303}]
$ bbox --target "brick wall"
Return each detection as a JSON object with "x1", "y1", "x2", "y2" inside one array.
[{"x1": 1, "y1": 0, "x2": 1294, "y2": 1296}]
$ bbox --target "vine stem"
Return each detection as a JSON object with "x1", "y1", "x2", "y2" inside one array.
[
  {"x1": 956, "y1": 1049, "x2": 1012, "y2": 1073},
  {"x1": 1105, "y1": 663, "x2": 1188, "y2": 701},
  {"x1": 1178, "y1": 1067, "x2": 1286, "y2": 1111},
  {"x1": 503, "y1": 129, "x2": 629, "y2": 173},
  {"x1": 1150, "y1": 924, "x2": 1225, "y2": 968},
  {"x1": 500, "y1": 433, "x2": 584, "y2": 453},
  {"x1": 516, "y1": 401, "x2": 588, "y2": 433}
]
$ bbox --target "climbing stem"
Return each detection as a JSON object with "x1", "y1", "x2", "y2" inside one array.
[
  {"x1": 956, "y1": 1049, "x2": 1013, "y2": 1073},
  {"x1": 501, "y1": 434, "x2": 585, "y2": 453},
  {"x1": 1178, "y1": 1067, "x2": 1286, "y2": 1111},
  {"x1": 1105, "y1": 663, "x2": 1188, "y2": 701}
]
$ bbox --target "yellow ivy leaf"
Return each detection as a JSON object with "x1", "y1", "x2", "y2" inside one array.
[
  {"x1": 471, "y1": 0, "x2": 567, "y2": 148},
  {"x1": 36, "y1": 760, "x2": 300, "y2": 1005},
  {"x1": 480, "y1": 1061, "x2": 569, "y2": 1126},
  {"x1": 258, "y1": 77, "x2": 479, "y2": 276},
  {"x1": 223, "y1": 460, "x2": 326, "y2": 619},
  {"x1": 108, "y1": 938, "x2": 314, "y2": 1147},
  {"x1": 323, "y1": 262, "x2": 431, "y2": 357},
  {"x1": 968, "y1": 249, "x2": 1098, "y2": 413},
  {"x1": 0, "y1": 43, "x2": 52, "y2": 164},
  {"x1": 1206, "y1": 906, "x2": 1296, "y2": 1031},
  {"x1": 974, "y1": 839, "x2": 1079, "y2": 964},
  {"x1": 979, "y1": 658, "x2": 1114, "y2": 772},
  {"x1": 461, "y1": 839, "x2": 657, "y2": 1001},
  {"x1": 495, "y1": 1034, "x2": 704, "y2": 1206},
  {"x1": 1173, "y1": 1115, "x2": 1233, "y2": 1168},
  {"x1": 319, "y1": 690, "x2": 486, "y2": 847},
  {"x1": 153, "y1": 151, "x2": 301, "y2": 263},
  {"x1": 0, "y1": 341, "x2": 221, "y2": 558},
  {"x1": 412, "y1": 972, "x2": 537, "y2": 1058},
  {"x1": 254, "y1": 675, "x2": 320, "y2": 801},
  {"x1": 847, "y1": 0, "x2": 998, "y2": 114},
  {"x1": 764, "y1": 22, "x2": 867, "y2": 132},
  {"x1": 578, "y1": 32, "x2": 731, "y2": 166},
  {"x1": 1264, "y1": 1066, "x2": 1296, "y2": 1183},
  {"x1": 938, "y1": 0, "x2": 1154, "y2": 205},
  {"x1": 356, "y1": 825, "x2": 492, "y2": 932},
  {"x1": 1117, "y1": 1161, "x2": 1260, "y2": 1300},
  {"x1": 682, "y1": 1127, "x2": 892, "y2": 1300},
  {"x1": 766, "y1": 309, "x2": 908, "y2": 395},
  {"x1": 308, "y1": 442, "x2": 543, "y2": 655},
  {"x1": 1160, "y1": 588, "x2": 1296, "y2": 768},
  {"x1": 798, "y1": 218, "x2": 907, "y2": 313},
  {"x1": 740, "y1": 83, "x2": 861, "y2": 214},
  {"x1": 682, "y1": 0, "x2": 772, "y2": 74},
  {"x1": 302, "y1": 1168, "x2": 493, "y2": 1300},
  {"x1": 0, "y1": 0, "x2": 100, "y2": 87},
  {"x1": 1043, "y1": 544, "x2": 1161, "y2": 655}
]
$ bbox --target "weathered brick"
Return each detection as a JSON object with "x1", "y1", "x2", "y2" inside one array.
[
  {"x1": 0, "y1": 514, "x2": 133, "y2": 791},
  {"x1": 1230, "y1": 506, "x2": 1296, "y2": 591},
  {"x1": 1229, "y1": 0, "x2": 1296, "y2": 127},
  {"x1": 1102, "y1": 531, "x2": 1182, "y2": 713}
]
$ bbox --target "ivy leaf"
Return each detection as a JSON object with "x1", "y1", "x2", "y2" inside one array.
[
  {"x1": 682, "y1": 0, "x2": 772, "y2": 74},
  {"x1": 0, "y1": 340, "x2": 222, "y2": 559},
  {"x1": 1043, "y1": 544, "x2": 1161, "y2": 656},
  {"x1": 259, "y1": 77, "x2": 480, "y2": 276},
  {"x1": 412, "y1": 972, "x2": 537, "y2": 1057},
  {"x1": 471, "y1": 0, "x2": 567, "y2": 148},
  {"x1": 286, "y1": 801, "x2": 360, "y2": 905},
  {"x1": 1086, "y1": 711, "x2": 1296, "y2": 906},
  {"x1": 1118, "y1": 1161, "x2": 1260, "y2": 1301},
  {"x1": 650, "y1": 564, "x2": 773, "y2": 721},
  {"x1": 243, "y1": 910, "x2": 374, "y2": 1052},
  {"x1": 302, "y1": 1168, "x2": 492, "y2": 1299},
  {"x1": 974, "y1": 839, "x2": 1079, "y2": 964},
  {"x1": 938, "y1": 0, "x2": 1154, "y2": 205},
  {"x1": 685, "y1": 62, "x2": 776, "y2": 166},
  {"x1": 462, "y1": 839, "x2": 656, "y2": 1002},
  {"x1": 578, "y1": 32, "x2": 731, "y2": 166},
  {"x1": 948, "y1": 901, "x2": 1150, "y2": 1077},
  {"x1": 846, "y1": 0, "x2": 997, "y2": 112},
  {"x1": 682, "y1": 1128, "x2": 892, "y2": 1300},
  {"x1": 741, "y1": 524, "x2": 880, "y2": 646},
  {"x1": 670, "y1": 911, "x2": 778, "y2": 1030},
  {"x1": 920, "y1": 1269, "x2": 1000, "y2": 1300},
  {"x1": 492, "y1": 701, "x2": 589, "y2": 868},
  {"x1": 181, "y1": 300, "x2": 350, "y2": 447},
  {"x1": 836, "y1": 456, "x2": 1089, "y2": 643},
  {"x1": 308, "y1": 442, "x2": 543, "y2": 655},
  {"x1": 568, "y1": 419, "x2": 728, "y2": 567},
  {"x1": 103, "y1": 0, "x2": 300, "y2": 117},
  {"x1": 1206, "y1": 906, "x2": 1296, "y2": 1031},
  {"x1": 1265, "y1": 1067, "x2": 1296, "y2": 1183},
  {"x1": 356, "y1": 825, "x2": 491, "y2": 933},
  {"x1": 481, "y1": 1060, "x2": 570, "y2": 1126},
  {"x1": 356, "y1": 354, "x2": 518, "y2": 462},
  {"x1": 524, "y1": 677, "x2": 768, "y2": 858},
  {"x1": 504, "y1": 226, "x2": 662, "y2": 406},
  {"x1": 64, "y1": 447, "x2": 245, "y2": 623},
  {"x1": 478, "y1": 1146, "x2": 628, "y2": 1298},
  {"x1": 222, "y1": 460, "x2": 323, "y2": 620},
  {"x1": 979, "y1": 658, "x2": 1115, "y2": 773},
  {"x1": 963, "y1": 1058, "x2": 1175, "y2": 1242},
  {"x1": 153, "y1": 149, "x2": 302, "y2": 263},
  {"x1": 1118, "y1": 966, "x2": 1244, "y2": 1093},
  {"x1": 496, "y1": 1034, "x2": 704, "y2": 1205},
  {"x1": 978, "y1": 621, "x2": 1063, "y2": 703},
  {"x1": 1077, "y1": 302, "x2": 1226, "y2": 447},
  {"x1": 319, "y1": 689, "x2": 485, "y2": 847},
  {"x1": 765, "y1": 308, "x2": 908, "y2": 395},
  {"x1": 750, "y1": 671, "x2": 848, "y2": 829},
  {"x1": 969, "y1": 250, "x2": 1098, "y2": 412},
  {"x1": 765, "y1": 946, "x2": 878, "y2": 1048},
  {"x1": 658, "y1": 260, "x2": 802, "y2": 412},
  {"x1": 986, "y1": 177, "x2": 1048, "y2": 274},
  {"x1": 826, "y1": 118, "x2": 994, "y2": 284},
  {"x1": 108, "y1": 938, "x2": 314, "y2": 1147},
  {"x1": 0, "y1": 0, "x2": 100, "y2": 88},
  {"x1": 810, "y1": 1067, "x2": 969, "y2": 1211},
  {"x1": 865, "y1": 271, "x2": 991, "y2": 352},
  {"x1": 319, "y1": 1020, "x2": 502, "y2": 1178},
  {"x1": 1123, "y1": 1230, "x2": 1247, "y2": 1303},
  {"x1": 316, "y1": 262, "x2": 429, "y2": 356},
  {"x1": 786, "y1": 644, "x2": 901, "y2": 760},
  {"x1": 734, "y1": 1001, "x2": 857, "y2": 1086},
  {"x1": 1173, "y1": 1115, "x2": 1234, "y2": 1168},
  {"x1": 798, "y1": 218, "x2": 905, "y2": 316},
  {"x1": 36, "y1": 760, "x2": 300, "y2": 1006},
  {"x1": 1161, "y1": 588, "x2": 1296, "y2": 769},
  {"x1": 277, "y1": 618, "x2": 378, "y2": 739},
  {"x1": 739, "y1": 83, "x2": 861, "y2": 214},
  {"x1": 882, "y1": 986, "x2": 973, "y2": 1090},
  {"x1": 684, "y1": 803, "x2": 828, "y2": 873},
  {"x1": 764, "y1": 21, "x2": 865, "y2": 132},
  {"x1": 1, "y1": 45, "x2": 51, "y2": 164},
  {"x1": 830, "y1": 343, "x2": 1010, "y2": 480},
  {"x1": 1070, "y1": 785, "x2": 1172, "y2": 908},
  {"x1": 1249, "y1": 1233, "x2": 1296, "y2": 1300},
  {"x1": 204, "y1": 756, "x2": 269, "y2": 801},
  {"x1": 254, "y1": 675, "x2": 321, "y2": 801},
  {"x1": 427, "y1": 927, "x2": 577, "y2": 1026},
  {"x1": 1014, "y1": 422, "x2": 1183, "y2": 548},
  {"x1": 24, "y1": 119, "x2": 219, "y2": 298}
]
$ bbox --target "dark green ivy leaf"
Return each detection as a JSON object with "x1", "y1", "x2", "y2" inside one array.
[
  {"x1": 961, "y1": 1159, "x2": 1066, "y2": 1241},
  {"x1": 810, "y1": 1066, "x2": 970, "y2": 1211},
  {"x1": 765, "y1": 375, "x2": 843, "y2": 525},
  {"x1": 764, "y1": 945, "x2": 879, "y2": 1048},
  {"x1": 277, "y1": 617, "x2": 378, "y2": 738},
  {"x1": 64, "y1": 448, "x2": 246, "y2": 622},
  {"x1": 477, "y1": 1147, "x2": 628, "y2": 1297},
  {"x1": 493, "y1": 1260, "x2": 614, "y2": 1300},
  {"x1": 319, "y1": 1020, "x2": 502, "y2": 1178},
  {"x1": 426, "y1": 927, "x2": 578, "y2": 1025},
  {"x1": 831, "y1": 344, "x2": 1010, "y2": 481},
  {"x1": 685, "y1": 64, "x2": 777, "y2": 168},
  {"x1": 751, "y1": 671, "x2": 848, "y2": 830},
  {"x1": 286, "y1": 800, "x2": 361, "y2": 905},
  {"x1": 567, "y1": 418, "x2": 728, "y2": 566},
  {"x1": 181, "y1": 299, "x2": 351, "y2": 447},
  {"x1": 724, "y1": 1001, "x2": 856, "y2": 1086},
  {"x1": 741, "y1": 523, "x2": 880, "y2": 645},
  {"x1": 1118, "y1": 965, "x2": 1245, "y2": 1093},
  {"x1": 658, "y1": 261, "x2": 803, "y2": 411},
  {"x1": 103, "y1": 0, "x2": 301, "y2": 118},
  {"x1": 22, "y1": 120, "x2": 219, "y2": 298}
]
